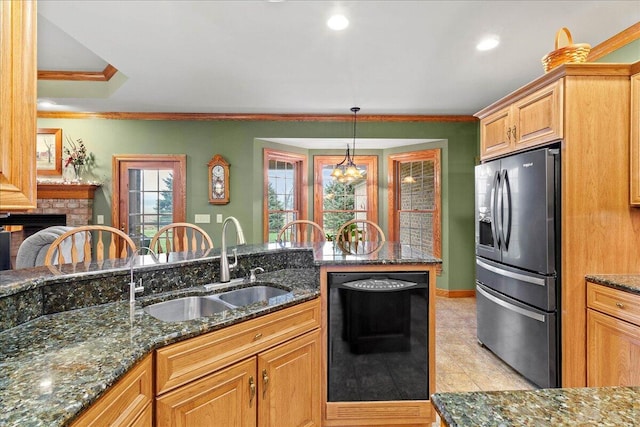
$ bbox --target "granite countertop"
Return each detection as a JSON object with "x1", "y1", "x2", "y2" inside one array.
[
  {"x1": 432, "y1": 387, "x2": 640, "y2": 426},
  {"x1": 585, "y1": 274, "x2": 640, "y2": 296},
  {"x1": 0, "y1": 268, "x2": 319, "y2": 427}
]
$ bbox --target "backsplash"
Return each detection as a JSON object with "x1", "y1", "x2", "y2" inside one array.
[{"x1": 0, "y1": 246, "x2": 316, "y2": 332}]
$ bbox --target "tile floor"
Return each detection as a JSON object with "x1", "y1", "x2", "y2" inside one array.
[
  {"x1": 435, "y1": 295, "x2": 535, "y2": 393},
  {"x1": 431, "y1": 296, "x2": 535, "y2": 426}
]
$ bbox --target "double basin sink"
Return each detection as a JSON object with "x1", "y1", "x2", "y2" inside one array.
[{"x1": 144, "y1": 284, "x2": 294, "y2": 322}]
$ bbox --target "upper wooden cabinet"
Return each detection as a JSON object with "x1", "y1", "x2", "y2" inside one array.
[
  {"x1": 478, "y1": 80, "x2": 563, "y2": 160},
  {"x1": 0, "y1": 0, "x2": 37, "y2": 211},
  {"x1": 631, "y1": 72, "x2": 640, "y2": 205}
]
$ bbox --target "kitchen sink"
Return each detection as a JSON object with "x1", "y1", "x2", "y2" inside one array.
[
  {"x1": 216, "y1": 285, "x2": 293, "y2": 308},
  {"x1": 144, "y1": 296, "x2": 230, "y2": 322}
]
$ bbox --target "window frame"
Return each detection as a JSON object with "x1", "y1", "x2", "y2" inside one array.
[
  {"x1": 263, "y1": 149, "x2": 308, "y2": 242},
  {"x1": 387, "y1": 149, "x2": 441, "y2": 259},
  {"x1": 313, "y1": 155, "x2": 378, "y2": 236}
]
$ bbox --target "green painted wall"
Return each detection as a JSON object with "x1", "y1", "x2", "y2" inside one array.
[
  {"x1": 37, "y1": 118, "x2": 478, "y2": 291},
  {"x1": 595, "y1": 38, "x2": 640, "y2": 63}
]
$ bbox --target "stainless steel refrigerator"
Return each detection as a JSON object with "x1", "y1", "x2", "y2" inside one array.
[{"x1": 475, "y1": 146, "x2": 560, "y2": 388}]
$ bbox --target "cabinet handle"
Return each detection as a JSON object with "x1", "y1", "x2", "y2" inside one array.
[
  {"x1": 262, "y1": 369, "x2": 269, "y2": 398},
  {"x1": 615, "y1": 302, "x2": 625, "y2": 309},
  {"x1": 512, "y1": 125, "x2": 517, "y2": 140},
  {"x1": 253, "y1": 333, "x2": 263, "y2": 341},
  {"x1": 506, "y1": 127, "x2": 511, "y2": 141},
  {"x1": 249, "y1": 376, "x2": 256, "y2": 407}
]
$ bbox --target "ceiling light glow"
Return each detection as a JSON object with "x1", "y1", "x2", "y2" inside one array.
[
  {"x1": 327, "y1": 15, "x2": 349, "y2": 31},
  {"x1": 476, "y1": 36, "x2": 500, "y2": 51},
  {"x1": 37, "y1": 99, "x2": 57, "y2": 108}
]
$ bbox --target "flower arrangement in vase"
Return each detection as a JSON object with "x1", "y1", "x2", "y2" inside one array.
[{"x1": 64, "y1": 137, "x2": 94, "y2": 182}]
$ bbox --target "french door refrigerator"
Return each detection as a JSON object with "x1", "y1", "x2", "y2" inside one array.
[{"x1": 475, "y1": 146, "x2": 560, "y2": 388}]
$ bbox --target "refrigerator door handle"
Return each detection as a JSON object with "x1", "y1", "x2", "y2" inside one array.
[
  {"x1": 476, "y1": 259, "x2": 546, "y2": 286},
  {"x1": 501, "y1": 169, "x2": 512, "y2": 249},
  {"x1": 490, "y1": 170, "x2": 501, "y2": 249},
  {"x1": 477, "y1": 285, "x2": 546, "y2": 322}
]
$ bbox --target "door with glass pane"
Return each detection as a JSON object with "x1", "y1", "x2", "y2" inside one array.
[
  {"x1": 113, "y1": 155, "x2": 186, "y2": 248},
  {"x1": 388, "y1": 150, "x2": 441, "y2": 258}
]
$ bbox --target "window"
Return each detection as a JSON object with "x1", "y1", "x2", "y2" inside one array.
[
  {"x1": 112, "y1": 155, "x2": 186, "y2": 248},
  {"x1": 313, "y1": 155, "x2": 378, "y2": 238},
  {"x1": 263, "y1": 149, "x2": 307, "y2": 242},
  {"x1": 388, "y1": 150, "x2": 441, "y2": 258}
]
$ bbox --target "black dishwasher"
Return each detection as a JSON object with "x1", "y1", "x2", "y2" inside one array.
[{"x1": 327, "y1": 271, "x2": 429, "y2": 402}]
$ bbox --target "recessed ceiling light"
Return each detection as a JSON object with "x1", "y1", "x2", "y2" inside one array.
[
  {"x1": 476, "y1": 35, "x2": 500, "y2": 51},
  {"x1": 327, "y1": 14, "x2": 349, "y2": 31}
]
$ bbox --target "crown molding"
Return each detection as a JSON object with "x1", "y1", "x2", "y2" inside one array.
[{"x1": 588, "y1": 21, "x2": 640, "y2": 61}]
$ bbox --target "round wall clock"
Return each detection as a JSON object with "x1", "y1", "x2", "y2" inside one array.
[{"x1": 207, "y1": 154, "x2": 230, "y2": 204}]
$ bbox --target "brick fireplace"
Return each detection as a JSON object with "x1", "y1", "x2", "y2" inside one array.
[{"x1": 3, "y1": 183, "x2": 99, "y2": 268}]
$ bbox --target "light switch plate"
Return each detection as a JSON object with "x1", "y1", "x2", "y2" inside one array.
[
  {"x1": 216, "y1": 214, "x2": 223, "y2": 223},
  {"x1": 194, "y1": 214, "x2": 210, "y2": 224},
  {"x1": 96, "y1": 215, "x2": 104, "y2": 225}
]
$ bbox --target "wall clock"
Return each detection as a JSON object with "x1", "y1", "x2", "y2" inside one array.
[{"x1": 208, "y1": 154, "x2": 230, "y2": 204}]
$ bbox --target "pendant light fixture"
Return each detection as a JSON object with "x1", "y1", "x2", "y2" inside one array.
[{"x1": 331, "y1": 107, "x2": 363, "y2": 182}]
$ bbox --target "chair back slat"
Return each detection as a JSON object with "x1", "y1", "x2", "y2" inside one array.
[
  {"x1": 149, "y1": 223, "x2": 213, "y2": 255},
  {"x1": 277, "y1": 220, "x2": 325, "y2": 244}
]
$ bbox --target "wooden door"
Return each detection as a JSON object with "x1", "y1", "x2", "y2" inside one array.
[
  {"x1": 156, "y1": 358, "x2": 257, "y2": 427},
  {"x1": 587, "y1": 309, "x2": 640, "y2": 387},
  {"x1": 258, "y1": 330, "x2": 321, "y2": 427},
  {"x1": 112, "y1": 155, "x2": 186, "y2": 247}
]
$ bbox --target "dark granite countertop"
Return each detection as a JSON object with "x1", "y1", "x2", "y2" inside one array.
[
  {"x1": 0, "y1": 268, "x2": 319, "y2": 427},
  {"x1": 0, "y1": 242, "x2": 440, "y2": 426},
  {"x1": 585, "y1": 274, "x2": 640, "y2": 296},
  {"x1": 432, "y1": 386, "x2": 640, "y2": 426}
]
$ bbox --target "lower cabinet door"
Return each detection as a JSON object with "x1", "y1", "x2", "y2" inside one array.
[
  {"x1": 258, "y1": 330, "x2": 321, "y2": 427},
  {"x1": 587, "y1": 309, "x2": 640, "y2": 387},
  {"x1": 156, "y1": 358, "x2": 257, "y2": 427}
]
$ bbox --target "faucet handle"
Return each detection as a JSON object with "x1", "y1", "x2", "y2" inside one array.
[{"x1": 249, "y1": 267, "x2": 265, "y2": 282}]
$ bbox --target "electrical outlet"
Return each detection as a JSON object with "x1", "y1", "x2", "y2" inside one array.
[
  {"x1": 194, "y1": 214, "x2": 210, "y2": 224},
  {"x1": 96, "y1": 215, "x2": 104, "y2": 225},
  {"x1": 216, "y1": 214, "x2": 223, "y2": 223}
]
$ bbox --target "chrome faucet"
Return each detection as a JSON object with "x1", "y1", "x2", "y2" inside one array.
[
  {"x1": 220, "y1": 216, "x2": 246, "y2": 282},
  {"x1": 128, "y1": 247, "x2": 158, "y2": 304}
]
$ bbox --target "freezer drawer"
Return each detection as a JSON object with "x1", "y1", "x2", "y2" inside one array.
[{"x1": 476, "y1": 283, "x2": 558, "y2": 388}]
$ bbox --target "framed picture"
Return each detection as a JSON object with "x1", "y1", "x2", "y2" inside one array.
[
  {"x1": 208, "y1": 154, "x2": 230, "y2": 204},
  {"x1": 36, "y1": 128, "x2": 62, "y2": 175}
]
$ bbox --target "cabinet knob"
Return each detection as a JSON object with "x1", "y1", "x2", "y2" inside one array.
[
  {"x1": 253, "y1": 333, "x2": 263, "y2": 341},
  {"x1": 615, "y1": 302, "x2": 625, "y2": 309}
]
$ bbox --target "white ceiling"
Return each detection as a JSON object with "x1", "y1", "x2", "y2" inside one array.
[{"x1": 37, "y1": 1, "x2": 640, "y2": 116}]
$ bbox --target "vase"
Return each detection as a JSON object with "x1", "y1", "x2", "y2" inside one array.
[{"x1": 72, "y1": 164, "x2": 83, "y2": 182}]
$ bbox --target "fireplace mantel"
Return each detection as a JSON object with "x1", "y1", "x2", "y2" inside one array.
[{"x1": 37, "y1": 183, "x2": 100, "y2": 199}]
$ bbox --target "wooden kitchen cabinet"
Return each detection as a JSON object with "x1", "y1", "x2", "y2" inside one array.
[
  {"x1": 155, "y1": 299, "x2": 321, "y2": 427},
  {"x1": 631, "y1": 72, "x2": 640, "y2": 205},
  {"x1": 71, "y1": 354, "x2": 153, "y2": 427},
  {"x1": 587, "y1": 282, "x2": 640, "y2": 387},
  {"x1": 0, "y1": 0, "x2": 38, "y2": 211},
  {"x1": 479, "y1": 79, "x2": 563, "y2": 160}
]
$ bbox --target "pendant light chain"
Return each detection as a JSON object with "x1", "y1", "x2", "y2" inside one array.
[{"x1": 331, "y1": 107, "x2": 362, "y2": 182}]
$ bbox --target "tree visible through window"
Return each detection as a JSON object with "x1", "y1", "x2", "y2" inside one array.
[{"x1": 263, "y1": 149, "x2": 307, "y2": 242}]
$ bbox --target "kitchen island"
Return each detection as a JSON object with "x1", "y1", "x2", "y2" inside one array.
[{"x1": 0, "y1": 242, "x2": 440, "y2": 426}]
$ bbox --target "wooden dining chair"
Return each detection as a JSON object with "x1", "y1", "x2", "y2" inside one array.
[
  {"x1": 336, "y1": 219, "x2": 386, "y2": 244},
  {"x1": 277, "y1": 220, "x2": 326, "y2": 243},
  {"x1": 149, "y1": 222, "x2": 213, "y2": 254},
  {"x1": 44, "y1": 225, "x2": 137, "y2": 269}
]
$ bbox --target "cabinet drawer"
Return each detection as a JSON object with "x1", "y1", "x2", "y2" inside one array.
[
  {"x1": 587, "y1": 282, "x2": 640, "y2": 326},
  {"x1": 71, "y1": 354, "x2": 153, "y2": 427},
  {"x1": 156, "y1": 298, "x2": 320, "y2": 394}
]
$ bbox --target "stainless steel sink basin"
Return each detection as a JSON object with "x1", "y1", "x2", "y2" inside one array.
[
  {"x1": 216, "y1": 285, "x2": 293, "y2": 308},
  {"x1": 144, "y1": 296, "x2": 230, "y2": 322}
]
